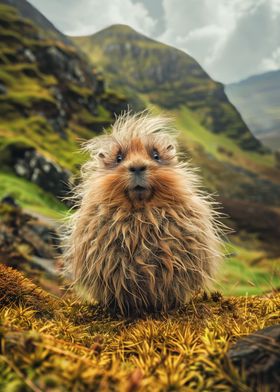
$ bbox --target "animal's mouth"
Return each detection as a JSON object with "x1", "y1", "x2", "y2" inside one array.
[
  {"x1": 127, "y1": 185, "x2": 153, "y2": 202},
  {"x1": 133, "y1": 185, "x2": 146, "y2": 192}
]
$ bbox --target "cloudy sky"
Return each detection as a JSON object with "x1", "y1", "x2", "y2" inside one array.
[{"x1": 28, "y1": 0, "x2": 280, "y2": 84}]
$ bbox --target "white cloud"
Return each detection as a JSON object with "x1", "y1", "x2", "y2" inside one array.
[
  {"x1": 28, "y1": 0, "x2": 156, "y2": 36},
  {"x1": 261, "y1": 46, "x2": 280, "y2": 70},
  {"x1": 159, "y1": 0, "x2": 280, "y2": 83}
]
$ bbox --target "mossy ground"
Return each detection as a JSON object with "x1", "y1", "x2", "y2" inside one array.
[{"x1": 0, "y1": 264, "x2": 279, "y2": 392}]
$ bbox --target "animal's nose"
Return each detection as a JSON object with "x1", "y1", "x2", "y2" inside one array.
[{"x1": 129, "y1": 165, "x2": 147, "y2": 175}]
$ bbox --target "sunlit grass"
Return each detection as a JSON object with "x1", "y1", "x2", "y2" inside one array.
[
  {"x1": 218, "y1": 242, "x2": 280, "y2": 295},
  {"x1": 176, "y1": 106, "x2": 275, "y2": 168},
  {"x1": 0, "y1": 172, "x2": 67, "y2": 218}
]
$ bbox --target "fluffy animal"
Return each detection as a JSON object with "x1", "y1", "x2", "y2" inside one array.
[{"x1": 63, "y1": 111, "x2": 223, "y2": 316}]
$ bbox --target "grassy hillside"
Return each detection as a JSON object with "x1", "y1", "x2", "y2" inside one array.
[
  {"x1": 0, "y1": 2, "x2": 127, "y2": 174},
  {"x1": 226, "y1": 70, "x2": 280, "y2": 150},
  {"x1": 0, "y1": 172, "x2": 67, "y2": 218},
  {"x1": 0, "y1": 1, "x2": 128, "y2": 216}
]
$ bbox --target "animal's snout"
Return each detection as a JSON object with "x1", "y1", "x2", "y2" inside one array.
[{"x1": 129, "y1": 165, "x2": 147, "y2": 175}]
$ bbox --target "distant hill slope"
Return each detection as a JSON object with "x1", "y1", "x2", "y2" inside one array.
[
  {"x1": 73, "y1": 25, "x2": 264, "y2": 153},
  {"x1": 226, "y1": 70, "x2": 280, "y2": 150}
]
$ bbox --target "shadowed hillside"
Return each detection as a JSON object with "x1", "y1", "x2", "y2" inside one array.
[{"x1": 1, "y1": 0, "x2": 73, "y2": 44}]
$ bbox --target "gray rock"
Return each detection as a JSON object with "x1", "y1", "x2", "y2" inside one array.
[
  {"x1": 23, "y1": 48, "x2": 36, "y2": 62},
  {"x1": 0, "y1": 83, "x2": 6, "y2": 95},
  {"x1": 1, "y1": 195, "x2": 18, "y2": 207},
  {"x1": 11, "y1": 148, "x2": 72, "y2": 200},
  {"x1": 227, "y1": 324, "x2": 280, "y2": 391}
]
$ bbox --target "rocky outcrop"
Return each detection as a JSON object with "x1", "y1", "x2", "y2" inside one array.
[
  {"x1": 0, "y1": 197, "x2": 59, "y2": 261},
  {"x1": 13, "y1": 148, "x2": 71, "y2": 200},
  {"x1": 2, "y1": 143, "x2": 72, "y2": 200},
  {"x1": 227, "y1": 325, "x2": 280, "y2": 391},
  {"x1": 0, "y1": 198, "x2": 62, "y2": 295}
]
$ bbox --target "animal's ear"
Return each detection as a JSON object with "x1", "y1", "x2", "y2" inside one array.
[
  {"x1": 96, "y1": 150, "x2": 108, "y2": 166},
  {"x1": 167, "y1": 144, "x2": 174, "y2": 151},
  {"x1": 98, "y1": 151, "x2": 105, "y2": 159},
  {"x1": 165, "y1": 143, "x2": 177, "y2": 161},
  {"x1": 167, "y1": 144, "x2": 177, "y2": 155}
]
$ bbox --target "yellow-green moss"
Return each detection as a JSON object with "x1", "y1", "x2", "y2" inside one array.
[{"x1": 0, "y1": 265, "x2": 279, "y2": 391}]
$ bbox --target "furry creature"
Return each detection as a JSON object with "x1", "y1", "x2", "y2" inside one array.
[{"x1": 63, "y1": 111, "x2": 223, "y2": 316}]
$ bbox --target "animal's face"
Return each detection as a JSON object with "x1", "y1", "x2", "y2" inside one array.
[{"x1": 96, "y1": 134, "x2": 179, "y2": 207}]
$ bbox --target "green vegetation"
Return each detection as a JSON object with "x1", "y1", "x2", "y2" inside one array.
[
  {"x1": 219, "y1": 243, "x2": 280, "y2": 296},
  {"x1": 0, "y1": 172, "x2": 67, "y2": 218},
  {"x1": 0, "y1": 117, "x2": 88, "y2": 171},
  {"x1": 175, "y1": 106, "x2": 275, "y2": 170},
  {"x1": 0, "y1": 4, "x2": 125, "y2": 173}
]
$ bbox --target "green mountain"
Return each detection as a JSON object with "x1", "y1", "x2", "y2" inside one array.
[
  {"x1": 73, "y1": 25, "x2": 264, "y2": 152},
  {"x1": 226, "y1": 70, "x2": 280, "y2": 150}
]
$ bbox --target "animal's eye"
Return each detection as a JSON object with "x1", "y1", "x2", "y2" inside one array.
[
  {"x1": 116, "y1": 153, "x2": 123, "y2": 164},
  {"x1": 152, "y1": 149, "x2": 160, "y2": 161}
]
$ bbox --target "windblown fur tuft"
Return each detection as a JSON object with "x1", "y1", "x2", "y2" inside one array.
[{"x1": 62, "y1": 111, "x2": 224, "y2": 316}]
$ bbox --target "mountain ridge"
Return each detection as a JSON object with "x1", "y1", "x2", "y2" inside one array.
[
  {"x1": 73, "y1": 24, "x2": 264, "y2": 153},
  {"x1": 1, "y1": 0, "x2": 72, "y2": 44}
]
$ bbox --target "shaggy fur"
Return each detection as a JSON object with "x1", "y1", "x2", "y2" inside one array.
[{"x1": 63, "y1": 111, "x2": 223, "y2": 316}]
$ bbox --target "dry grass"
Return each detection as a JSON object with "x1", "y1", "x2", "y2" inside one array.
[{"x1": 0, "y1": 264, "x2": 279, "y2": 391}]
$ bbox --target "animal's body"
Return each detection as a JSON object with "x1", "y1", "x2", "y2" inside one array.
[{"x1": 63, "y1": 112, "x2": 223, "y2": 316}]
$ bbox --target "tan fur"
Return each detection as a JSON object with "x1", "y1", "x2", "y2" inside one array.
[{"x1": 62, "y1": 111, "x2": 224, "y2": 316}]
